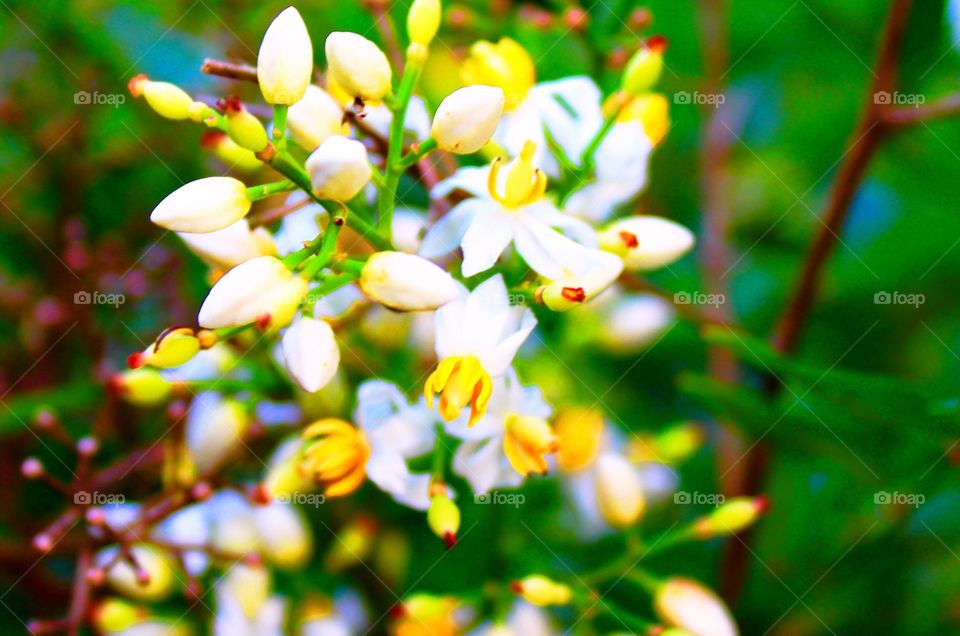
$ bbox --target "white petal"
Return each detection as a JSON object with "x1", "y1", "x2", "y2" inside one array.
[
  {"x1": 453, "y1": 437, "x2": 521, "y2": 495},
  {"x1": 419, "y1": 199, "x2": 486, "y2": 258},
  {"x1": 533, "y1": 76, "x2": 604, "y2": 165},
  {"x1": 483, "y1": 308, "x2": 537, "y2": 376},
  {"x1": 523, "y1": 201, "x2": 598, "y2": 247},
  {"x1": 431, "y1": 165, "x2": 492, "y2": 200},
  {"x1": 513, "y1": 216, "x2": 603, "y2": 278},
  {"x1": 460, "y1": 211, "x2": 517, "y2": 277}
]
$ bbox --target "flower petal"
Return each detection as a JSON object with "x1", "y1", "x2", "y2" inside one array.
[
  {"x1": 460, "y1": 210, "x2": 517, "y2": 277},
  {"x1": 419, "y1": 198, "x2": 486, "y2": 258}
]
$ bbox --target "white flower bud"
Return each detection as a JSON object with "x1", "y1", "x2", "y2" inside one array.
[
  {"x1": 198, "y1": 256, "x2": 308, "y2": 329},
  {"x1": 325, "y1": 32, "x2": 393, "y2": 101},
  {"x1": 595, "y1": 453, "x2": 645, "y2": 528},
  {"x1": 654, "y1": 577, "x2": 738, "y2": 636},
  {"x1": 431, "y1": 86, "x2": 505, "y2": 154},
  {"x1": 598, "y1": 215, "x2": 695, "y2": 271},
  {"x1": 186, "y1": 392, "x2": 251, "y2": 475},
  {"x1": 282, "y1": 317, "x2": 340, "y2": 393},
  {"x1": 536, "y1": 251, "x2": 623, "y2": 311},
  {"x1": 178, "y1": 219, "x2": 277, "y2": 270},
  {"x1": 305, "y1": 135, "x2": 372, "y2": 201},
  {"x1": 359, "y1": 251, "x2": 458, "y2": 311},
  {"x1": 287, "y1": 85, "x2": 346, "y2": 151},
  {"x1": 257, "y1": 7, "x2": 313, "y2": 105},
  {"x1": 150, "y1": 177, "x2": 251, "y2": 233},
  {"x1": 598, "y1": 293, "x2": 674, "y2": 353},
  {"x1": 253, "y1": 502, "x2": 312, "y2": 569}
]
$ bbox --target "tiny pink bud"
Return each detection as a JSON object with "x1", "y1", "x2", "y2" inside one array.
[{"x1": 21, "y1": 457, "x2": 44, "y2": 479}]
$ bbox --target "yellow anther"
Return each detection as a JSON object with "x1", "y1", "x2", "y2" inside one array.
[
  {"x1": 463, "y1": 38, "x2": 535, "y2": 110},
  {"x1": 503, "y1": 414, "x2": 556, "y2": 476},
  {"x1": 300, "y1": 419, "x2": 370, "y2": 497},
  {"x1": 424, "y1": 356, "x2": 493, "y2": 427},
  {"x1": 487, "y1": 141, "x2": 547, "y2": 208}
]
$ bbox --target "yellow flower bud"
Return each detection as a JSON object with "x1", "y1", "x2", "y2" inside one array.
[
  {"x1": 99, "y1": 544, "x2": 177, "y2": 601},
  {"x1": 393, "y1": 594, "x2": 459, "y2": 636},
  {"x1": 407, "y1": 0, "x2": 442, "y2": 47},
  {"x1": 128, "y1": 74, "x2": 197, "y2": 120},
  {"x1": 427, "y1": 493, "x2": 461, "y2": 548},
  {"x1": 201, "y1": 131, "x2": 263, "y2": 173},
  {"x1": 128, "y1": 327, "x2": 200, "y2": 370},
  {"x1": 654, "y1": 577, "x2": 738, "y2": 636},
  {"x1": 597, "y1": 215, "x2": 695, "y2": 271},
  {"x1": 693, "y1": 497, "x2": 768, "y2": 539},
  {"x1": 622, "y1": 35, "x2": 668, "y2": 96},
  {"x1": 305, "y1": 135, "x2": 372, "y2": 201},
  {"x1": 431, "y1": 85, "x2": 504, "y2": 154},
  {"x1": 150, "y1": 176, "x2": 251, "y2": 234},
  {"x1": 221, "y1": 97, "x2": 269, "y2": 152},
  {"x1": 110, "y1": 368, "x2": 172, "y2": 407},
  {"x1": 91, "y1": 598, "x2": 147, "y2": 632},
  {"x1": 325, "y1": 32, "x2": 393, "y2": 101},
  {"x1": 595, "y1": 453, "x2": 645, "y2": 528},
  {"x1": 359, "y1": 251, "x2": 459, "y2": 311},
  {"x1": 324, "y1": 516, "x2": 378, "y2": 572},
  {"x1": 257, "y1": 7, "x2": 313, "y2": 105},
  {"x1": 511, "y1": 575, "x2": 572, "y2": 607}
]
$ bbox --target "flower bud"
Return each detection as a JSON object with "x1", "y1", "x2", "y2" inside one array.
[
  {"x1": 511, "y1": 575, "x2": 572, "y2": 607},
  {"x1": 178, "y1": 219, "x2": 277, "y2": 270},
  {"x1": 287, "y1": 85, "x2": 347, "y2": 151},
  {"x1": 198, "y1": 256, "x2": 308, "y2": 330},
  {"x1": 185, "y1": 392, "x2": 251, "y2": 474},
  {"x1": 622, "y1": 35, "x2": 668, "y2": 96},
  {"x1": 431, "y1": 85, "x2": 504, "y2": 154},
  {"x1": 407, "y1": 0, "x2": 442, "y2": 47},
  {"x1": 597, "y1": 216, "x2": 695, "y2": 271},
  {"x1": 325, "y1": 32, "x2": 393, "y2": 101},
  {"x1": 257, "y1": 7, "x2": 313, "y2": 105},
  {"x1": 282, "y1": 317, "x2": 340, "y2": 392},
  {"x1": 654, "y1": 577, "x2": 738, "y2": 636},
  {"x1": 427, "y1": 493, "x2": 460, "y2": 548},
  {"x1": 305, "y1": 135, "x2": 372, "y2": 201},
  {"x1": 554, "y1": 408, "x2": 604, "y2": 473},
  {"x1": 253, "y1": 502, "x2": 312, "y2": 569},
  {"x1": 536, "y1": 252, "x2": 623, "y2": 311},
  {"x1": 324, "y1": 516, "x2": 377, "y2": 572},
  {"x1": 150, "y1": 176, "x2": 251, "y2": 234},
  {"x1": 99, "y1": 544, "x2": 177, "y2": 601},
  {"x1": 201, "y1": 131, "x2": 263, "y2": 173},
  {"x1": 127, "y1": 327, "x2": 200, "y2": 370},
  {"x1": 221, "y1": 98, "x2": 270, "y2": 152},
  {"x1": 359, "y1": 251, "x2": 458, "y2": 311},
  {"x1": 128, "y1": 74, "x2": 197, "y2": 120},
  {"x1": 262, "y1": 436, "x2": 314, "y2": 499},
  {"x1": 91, "y1": 598, "x2": 147, "y2": 633},
  {"x1": 693, "y1": 497, "x2": 768, "y2": 539},
  {"x1": 111, "y1": 368, "x2": 172, "y2": 407},
  {"x1": 595, "y1": 453, "x2": 645, "y2": 528},
  {"x1": 393, "y1": 594, "x2": 459, "y2": 636}
]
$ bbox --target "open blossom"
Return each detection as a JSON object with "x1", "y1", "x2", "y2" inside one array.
[
  {"x1": 257, "y1": 7, "x2": 313, "y2": 105},
  {"x1": 425, "y1": 274, "x2": 536, "y2": 427},
  {"x1": 198, "y1": 256, "x2": 307, "y2": 330},
  {"x1": 419, "y1": 141, "x2": 606, "y2": 278}
]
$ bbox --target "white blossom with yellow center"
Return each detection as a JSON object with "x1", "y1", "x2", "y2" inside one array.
[{"x1": 420, "y1": 141, "x2": 606, "y2": 278}]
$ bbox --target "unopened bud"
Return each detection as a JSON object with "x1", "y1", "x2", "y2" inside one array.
[
  {"x1": 407, "y1": 0, "x2": 442, "y2": 47},
  {"x1": 359, "y1": 251, "x2": 459, "y2": 311},
  {"x1": 201, "y1": 131, "x2": 262, "y2": 173},
  {"x1": 150, "y1": 176, "x2": 252, "y2": 234},
  {"x1": 536, "y1": 252, "x2": 623, "y2": 311},
  {"x1": 597, "y1": 215, "x2": 695, "y2": 271},
  {"x1": 431, "y1": 85, "x2": 504, "y2": 154},
  {"x1": 325, "y1": 32, "x2": 393, "y2": 101},
  {"x1": 654, "y1": 577, "x2": 738, "y2": 636},
  {"x1": 198, "y1": 256, "x2": 307, "y2": 330},
  {"x1": 257, "y1": 7, "x2": 313, "y2": 105},
  {"x1": 128, "y1": 327, "x2": 201, "y2": 370},
  {"x1": 100, "y1": 544, "x2": 177, "y2": 601},
  {"x1": 595, "y1": 453, "x2": 645, "y2": 528},
  {"x1": 21, "y1": 457, "x2": 43, "y2": 478},
  {"x1": 622, "y1": 35, "x2": 668, "y2": 96},
  {"x1": 220, "y1": 97, "x2": 270, "y2": 152},
  {"x1": 287, "y1": 86, "x2": 347, "y2": 151},
  {"x1": 305, "y1": 135, "x2": 372, "y2": 201},
  {"x1": 282, "y1": 317, "x2": 340, "y2": 393},
  {"x1": 110, "y1": 368, "x2": 172, "y2": 407},
  {"x1": 693, "y1": 497, "x2": 768, "y2": 539},
  {"x1": 511, "y1": 575, "x2": 572, "y2": 606},
  {"x1": 426, "y1": 494, "x2": 460, "y2": 548},
  {"x1": 128, "y1": 74, "x2": 198, "y2": 121}
]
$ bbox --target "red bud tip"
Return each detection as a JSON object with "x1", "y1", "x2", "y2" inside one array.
[
  {"x1": 647, "y1": 35, "x2": 669, "y2": 53},
  {"x1": 217, "y1": 95, "x2": 243, "y2": 114},
  {"x1": 128, "y1": 73, "x2": 148, "y2": 98},
  {"x1": 755, "y1": 495, "x2": 770, "y2": 514},
  {"x1": 135, "y1": 568, "x2": 151, "y2": 586},
  {"x1": 85, "y1": 567, "x2": 106, "y2": 586},
  {"x1": 105, "y1": 375, "x2": 125, "y2": 395},
  {"x1": 561, "y1": 287, "x2": 586, "y2": 303},
  {"x1": 191, "y1": 481, "x2": 213, "y2": 501},
  {"x1": 85, "y1": 507, "x2": 107, "y2": 526},
  {"x1": 21, "y1": 457, "x2": 43, "y2": 478},
  {"x1": 126, "y1": 352, "x2": 145, "y2": 369},
  {"x1": 34, "y1": 408, "x2": 57, "y2": 429},
  {"x1": 619, "y1": 231, "x2": 639, "y2": 249},
  {"x1": 251, "y1": 483, "x2": 272, "y2": 505},
  {"x1": 76, "y1": 437, "x2": 98, "y2": 457},
  {"x1": 244, "y1": 552, "x2": 263, "y2": 566},
  {"x1": 388, "y1": 603, "x2": 407, "y2": 619},
  {"x1": 563, "y1": 7, "x2": 589, "y2": 30},
  {"x1": 255, "y1": 314, "x2": 272, "y2": 331},
  {"x1": 200, "y1": 130, "x2": 226, "y2": 149},
  {"x1": 443, "y1": 531, "x2": 458, "y2": 549},
  {"x1": 509, "y1": 580, "x2": 524, "y2": 594}
]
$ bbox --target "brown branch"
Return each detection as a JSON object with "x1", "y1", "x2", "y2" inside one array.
[
  {"x1": 882, "y1": 92, "x2": 960, "y2": 126},
  {"x1": 201, "y1": 58, "x2": 258, "y2": 83}
]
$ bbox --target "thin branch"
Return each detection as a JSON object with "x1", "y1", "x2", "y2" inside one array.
[
  {"x1": 882, "y1": 92, "x2": 960, "y2": 126},
  {"x1": 201, "y1": 58, "x2": 258, "y2": 82}
]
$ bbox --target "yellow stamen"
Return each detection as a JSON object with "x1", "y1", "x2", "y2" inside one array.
[
  {"x1": 503, "y1": 414, "x2": 556, "y2": 476},
  {"x1": 300, "y1": 418, "x2": 370, "y2": 497},
  {"x1": 462, "y1": 37, "x2": 535, "y2": 111},
  {"x1": 424, "y1": 356, "x2": 493, "y2": 427},
  {"x1": 487, "y1": 141, "x2": 547, "y2": 208}
]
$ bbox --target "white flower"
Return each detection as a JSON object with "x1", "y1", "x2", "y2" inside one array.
[
  {"x1": 287, "y1": 85, "x2": 346, "y2": 151},
  {"x1": 282, "y1": 317, "x2": 340, "y2": 393},
  {"x1": 432, "y1": 86, "x2": 505, "y2": 154},
  {"x1": 150, "y1": 177, "x2": 251, "y2": 233},
  {"x1": 359, "y1": 251, "x2": 459, "y2": 311},
  {"x1": 598, "y1": 215, "x2": 695, "y2": 271},
  {"x1": 186, "y1": 392, "x2": 251, "y2": 475},
  {"x1": 178, "y1": 219, "x2": 277, "y2": 270},
  {"x1": 449, "y1": 369, "x2": 552, "y2": 495},
  {"x1": 353, "y1": 380, "x2": 439, "y2": 510},
  {"x1": 257, "y1": 7, "x2": 313, "y2": 105},
  {"x1": 198, "y1": 256, "x2": 307, "y2": 329},
  {"x1": 325, "y1": 32, "x2": 392, "y2": 101},
  {"x1": 305, "y1": 135, "x2": 372, "y2": 201},
  {"x1": 420, "y1": 141, "x2": 605, "y2": 278},
  {"x1": 213, "y1": 565, "x2": 286, "y2": 636}
]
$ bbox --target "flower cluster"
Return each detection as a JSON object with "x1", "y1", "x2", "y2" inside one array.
[{"x1": 85, "y1": 3, "x2": 762, "y2": 635}]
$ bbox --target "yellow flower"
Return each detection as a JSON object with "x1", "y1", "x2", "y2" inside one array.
[
  {"x1": 553, "y1": 408, "x2": 604, "y2": 473},
  {"x1": 463, "y1": 37, "x2": 535, "y2": 110},
  {"x1": 425, "y1": 355, "x2": 493, "y2": 427},
  {"x1": 503, "y1": 414, "x2": 556, "y2": 476},
  {"x1": 300, "y1": 419, "x2": 370, "y2": 497}
]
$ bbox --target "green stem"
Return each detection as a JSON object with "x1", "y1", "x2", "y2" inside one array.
[
  {"x1": 397, "y1": 137, "x2": 437, "y2": 169},
  {"x1": 378, "y1": 58, "x2": 424, "y2": 237},
  {"x1": 213, "y1": 324, "x2": 254, "y2": 340},
  {"x1": 309, "y1": 272, "x2": 359, "y2": 302},
  {"x1": 246, "y1": 179, "x2": 296, "y2": 201},
  {"x1": 301, "y1": 218, "x2": 345, "y2": 279},
  {"x1": 431, "y1": 424, "x2": 448, "y2": 481},
  {"x1": 580, "y1": 100, "x2": 627, "y2": 172},
  {"x1": 333, "y1": 258, "x2": 367, "y2": 275},
  {"x1": 272, "y1": 104, "x2": 288, "y2": 151}
]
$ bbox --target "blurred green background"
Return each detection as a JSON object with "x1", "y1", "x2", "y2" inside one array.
[{"x1": 2, "y1": 0, "x2": 960, "y2": 633}]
